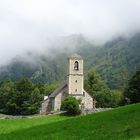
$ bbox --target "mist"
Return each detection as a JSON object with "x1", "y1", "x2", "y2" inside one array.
[{"x1": 0, "y1": 0, "x2": 140, "y2": 65}]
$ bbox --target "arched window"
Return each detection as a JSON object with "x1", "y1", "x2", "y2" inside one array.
[{"x1": 74, "y1": 61, "x2": 79, "y2": 70}]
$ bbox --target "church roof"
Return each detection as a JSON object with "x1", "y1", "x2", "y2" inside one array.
[
  {"x1": 68, "y1": 54, "x2": 82, "y2": 59},
  {"x1": 49, "y1": 81, "x2": 68, "y2": 98}
]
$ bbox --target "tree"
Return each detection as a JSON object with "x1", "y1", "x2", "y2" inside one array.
[
  {"x1": 14, "y1": 78, "x2": 33, "y2": 114},
  {"x1": 35, "y1": 83, "x2": 59, "y2": 96},
  {"x1": 35, "y1": 83, "x2": 47, "y2": 95},
  {"x1": 0, "y1": 79, "x2": 16, "y2": 114},
  {"x1": 61, "y1": 96, "x2": 81, "y2": 115},
  {"x1": 45, "y1": 83, "x2": 59, "y2": 95},
  {"x1": 21, "y1": 88, "x2": 42, "y2": 115},
  {"x1": 124, "y1": 69, "x2": 140, "y2": 103},
  {"x1": 109, "y1": 90, "x2": 123, "y2": 107},
  {"x1": 85, "y1": 69, "x2": 109, "y2": 96},
  {"x1": 85, "y1": 69, "x2": 122, "y2": 107},
  {"x1": 0, "y1": 78, "x2": 43, "y2": 115}
]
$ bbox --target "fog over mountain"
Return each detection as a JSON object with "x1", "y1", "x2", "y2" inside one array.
[{"x1": 0, "y1": 0, "x2": 140, "y2": 65}]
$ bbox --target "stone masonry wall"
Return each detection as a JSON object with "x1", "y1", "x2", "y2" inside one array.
[{"x1": 83, "y1": 90, "x2": 93, "y2": 110}]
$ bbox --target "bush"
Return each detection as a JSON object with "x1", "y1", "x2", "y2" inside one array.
[{"x1": 61, "y1": 96, "x2": 81, "y2": 115}]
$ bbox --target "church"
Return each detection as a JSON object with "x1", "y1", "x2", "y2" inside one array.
[{"x1": 41, "y1": 54, "x2": 93, "y2": 114}]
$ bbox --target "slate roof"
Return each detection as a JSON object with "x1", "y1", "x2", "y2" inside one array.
[{"x1": 49, "y1": 81, "x2": 68, "y2": 98}]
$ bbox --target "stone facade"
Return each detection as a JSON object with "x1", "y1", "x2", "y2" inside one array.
[
  {"x1": 41, "y1": 54, "x2": 93, "y2": 114},
  {"x1": 83, "y1": 90, "x2": 93, "y2": 110},
  {"x1": 53, "y1": 90, "x2": 68, "y2": 111},
  {"x1": 68, "y1": 55, "x2": 83, "y2": 96},
  {"x1": 41, "y1": 98, "x2": 52, "y2": 113}
]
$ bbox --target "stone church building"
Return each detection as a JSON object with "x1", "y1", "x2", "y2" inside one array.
[{"x1": 41, "y1": 54, "x2": 93, "y2": 114}]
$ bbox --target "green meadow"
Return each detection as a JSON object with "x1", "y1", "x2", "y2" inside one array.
[{"x1": 0, "y1": 104, "x2": 140, "y2": 140}]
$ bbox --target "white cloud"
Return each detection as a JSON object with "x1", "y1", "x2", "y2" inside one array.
[{"x1": 0, "y1": 0, "x2": 140, "y2": 65}]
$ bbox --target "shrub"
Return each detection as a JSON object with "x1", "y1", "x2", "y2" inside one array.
[{"x1": 61, "y1": 96, "x2": 81, "y2": 115}]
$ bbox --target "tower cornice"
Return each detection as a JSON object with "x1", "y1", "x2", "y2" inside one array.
[{"x1": 68, "y1": 74, "x2": 83, "y2": 76}]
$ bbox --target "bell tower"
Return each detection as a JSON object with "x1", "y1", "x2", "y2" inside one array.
[{"x1": 68, "y1": 54, "x2": 84, "y2": 96}]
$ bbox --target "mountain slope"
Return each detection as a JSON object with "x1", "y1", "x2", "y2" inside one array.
[
  {"x1": 91, "y1": 34, "x2": 140, "y2": 89},
  {"x1": 0, "y1": 33, "x2": 140, "y2": 89}
]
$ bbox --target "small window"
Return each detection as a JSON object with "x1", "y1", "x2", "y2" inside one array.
[
  {"x1": 74, "y1": 61, "x2": 79, "y2": 70},
  {"x1": 75, "y1": 89, "x2": 77, "y2": 92},
  {"x1": 75, "y1": 80, "x2": 77, "y2": 83}
]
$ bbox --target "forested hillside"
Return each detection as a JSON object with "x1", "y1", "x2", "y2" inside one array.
[
  {"x1": 0, "y1": 33, "x2": 140, "y2": 89},
  {"x1": 90, "y1": 33, "x2": 140, "y2": 89}
]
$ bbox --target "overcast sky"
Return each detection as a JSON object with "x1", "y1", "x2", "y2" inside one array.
[{"x1": 0, "y1": 0, "x2": 140, "y2": 65}]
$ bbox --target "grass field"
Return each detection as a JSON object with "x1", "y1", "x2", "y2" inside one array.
[{"x1": 0, "y1": 103, "x2": 140, "y2": 140}]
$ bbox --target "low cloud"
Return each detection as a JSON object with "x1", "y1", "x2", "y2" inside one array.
[{"x1": 0, "y1": 0, "x2": 140, "y2": 65}]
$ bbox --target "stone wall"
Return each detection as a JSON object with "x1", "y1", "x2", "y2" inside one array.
[
  {"x1": 41, "y1": 98, "x2": 52, "y2": 114},
  {"x1": 41, "y1": 99, "x2": 49, "y2": 114},
  {"x1": 54, "y1": 92, "x2": 62, "y2": 111},
  {"x1": 41, "y1": 86, "x2": 93, "y2": 114},
  {"x1": 83, "y1": 90, "x2": 93, "y2": 110},
  {"x1": 54, "y1": 91, "x2": 68, "y2": 111}
]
